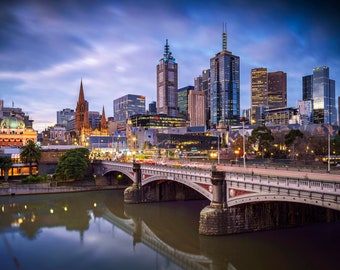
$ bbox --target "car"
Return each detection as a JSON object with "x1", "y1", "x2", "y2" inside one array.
[
  {"x1": 144, "y1": 159, "x2": 156, "y2": 165},
  {"x1": 173, "y1": 163, "x2": 182, "y2": 167}
]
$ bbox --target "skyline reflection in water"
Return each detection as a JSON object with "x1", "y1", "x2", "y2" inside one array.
[{"x1": 0, "y1": 190, "x2": 339, "y2": 270}]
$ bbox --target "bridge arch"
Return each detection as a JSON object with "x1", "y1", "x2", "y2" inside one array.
[
  {"x1": 142, "y1": 174, "x2": 212, "y2": 200},
  {"x1": 227, "y1": 192, "x2": 339, "y2": 210},
  {"x1": 102, "y1": 168, "x2": 135, "y2": 182}
]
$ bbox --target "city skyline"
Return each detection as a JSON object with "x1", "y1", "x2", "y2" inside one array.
[{"x1": 0, "y1": 0, "x2": 339, "y2": 131}]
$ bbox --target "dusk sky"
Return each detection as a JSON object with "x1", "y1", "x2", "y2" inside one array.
[{"x1": 0, "y1": 0, "x2": 339, "y2": 131}]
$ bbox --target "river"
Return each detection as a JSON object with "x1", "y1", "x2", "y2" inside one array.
[{"x1": 0, "y1": 190, "x2": 339, "y2": 270}]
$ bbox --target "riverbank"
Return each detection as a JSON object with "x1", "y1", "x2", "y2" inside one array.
[{"x1": 0, "y1": 181, "x2": 125, "y2": 196}]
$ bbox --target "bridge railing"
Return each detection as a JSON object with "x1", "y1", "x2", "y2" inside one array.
[{"x1": 226, "y1": 172, "x2": 339, "y2": 196}]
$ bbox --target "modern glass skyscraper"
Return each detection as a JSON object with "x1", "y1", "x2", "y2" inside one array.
[
  {"x1": 157, "y1": 39, "x2": 178, "y2": 117},
  {"x1": 302, "y1": 75, "x2": 313, "y2": 101},
  {"x1": 178, "y1": 85, "x2": 194, "y2": 120},
  {"x1": 210, "y1": 29, "x2": 240, "y2": 128},
  {"x1": 303, "y1": 66, "x2": 336, "y2": 124},
  {"x1": 113, "y1": 94, "x2": 146, "y2": 124}
]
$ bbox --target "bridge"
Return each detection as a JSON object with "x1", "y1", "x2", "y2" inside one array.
[
  {"x1": 97, "y1": 161, "x2": 340, "y2": 235},
  {"x1": 99, "y1": 161, "x2": 340, "y2": 211}
]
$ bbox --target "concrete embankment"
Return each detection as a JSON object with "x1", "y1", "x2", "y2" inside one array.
[{"x1": 0, "y1": 182, "x2": 123, "y2": 196}]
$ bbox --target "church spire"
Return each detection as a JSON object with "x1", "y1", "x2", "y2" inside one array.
[
  {"x1": 78, "y1": 79, "x2": 85, "y2": 102},
  {"x1": 100, "y1": 106, "x2": 107, "y2": 130}
]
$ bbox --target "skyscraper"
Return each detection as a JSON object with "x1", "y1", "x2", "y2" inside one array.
[
  {"x1": 178, "y1": 85, "x2": 194, "y2": 120},
  {"x1": 195, "y1": 69, "x2": 210, "y2": 128},
  {"x1": 210, "y1": 27, "x2": 240, "y2": 128},
  {"x1": 251, "y1": 68, "x2": 268, "y2": 124},
  {"x1": 303, "y1": 66, "x2": 336, "y2": 124},
  {"x1": 113, "y1": 94, "x2": 146, "y2": 124},
  {"x1": 188, "y1": 90, "x2": 206, "y2": 127},
  {"x1": 268, "y1": 71, "x2": 287, "y2": 109},
  {"x1": 302, "y1": 75, "x2": 313, "y2": 101},
  {"x1": 251, "y1": 68, "x2": 287, "y2": 125},
  {"x1": 157, "y1": 39, "x2": 178, "y2": 117}
]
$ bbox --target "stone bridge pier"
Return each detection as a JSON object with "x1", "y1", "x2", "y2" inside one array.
[
  {"x1": 124, "y1": 162, "x2": 142, "y2": 203},
  {"x1": 199, "y1": 170, "x2": 228, "y2": 235},
  {"x1": 199, "y1": 168, "x2": 340, "y2": 236}
]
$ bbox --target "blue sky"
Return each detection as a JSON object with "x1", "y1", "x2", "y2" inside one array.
[{"x1": 0, "y1": 0, "x2": 339, "y2": 131}]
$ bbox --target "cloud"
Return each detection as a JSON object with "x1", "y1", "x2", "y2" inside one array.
[{"x1": 0, "y1": 0, "x2": 339, "y2": 132}]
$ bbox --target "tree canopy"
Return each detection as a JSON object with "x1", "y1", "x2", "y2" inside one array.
[
  {"x1": 248, "y1": 126, "x2": 274, "y2": 158},
  {"x1": 55, "y1": 148, "x2": 90, "y2": 181},
  {"x1": 20, "y1": 140, "x2": 42, "y2": 175},
  {"x1": 0, "y1": 155, "x2": 13, "y2": 181},
  {"x1": 284, "y1": 129, "x2": 304, "y2": 146}
]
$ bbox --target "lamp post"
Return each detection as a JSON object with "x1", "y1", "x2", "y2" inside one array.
[
  {"x1": 327, "y1": 131, "x2": 330, "y2": 173},
  {"x1": 217, "y1": 133, "x2": 220, "y2": 165},
  {"x1": 242, "y1": 120, "x2": 246, "y2": 169}
]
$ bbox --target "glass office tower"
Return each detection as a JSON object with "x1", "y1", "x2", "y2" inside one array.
[
  {"x1": 210, "y1": 29, "x2": 240, "y2": 128},
  {"x1": 113, "y1": 94, "x2": 146, "y2": 124},
  {"x1": 311, "y1": 66, "x2": 336, "y2": 124}
]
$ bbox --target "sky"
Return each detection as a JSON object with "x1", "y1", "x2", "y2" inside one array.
[{"x1": 0, "y1": 0, "x2": 339, "y2": 132}]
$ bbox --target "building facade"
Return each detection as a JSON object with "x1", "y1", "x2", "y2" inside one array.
[
  {"x1": 303, "y1": 66, "x2": 337, "y2": 124},
  {"x1": 74, "y1": 80, "x2": 108, "y2": 146},
  {"x1": 57, "y1": 108, "x2": 75, "y2": 126},
  {"x1": 157, "y1": 39, "x2": 178, "y2": 117},
  {"x1": 251, "y1": 68, "x2": 268, "y2": 124},
  {"x1": 178, "y1": 85, "x2": 194, "y2": 120},
  {"x1": 210, "y1": 28, "x2": 240, "y2": 128},
  {"x1": 113, "y1": 94, "x2": 146, "y2": 124},
  {"x1": 302, "y1": 75, "x2": 313, "y2": 101},
  {"x1": 0, "y1": 112, "x2": 37, "y2": 147},
  {"x1": 251, "y1": 68, "x2": 287, "y2": 125},
  {"x1": 130, "y1": 114, "x2": 186, "y2": 129},
  {"x1": 188, "y1": 90, "x2": 206, "y2": 127},
  {"x1": 268, "y1": 71, "x2": 287, "y2": 109}
]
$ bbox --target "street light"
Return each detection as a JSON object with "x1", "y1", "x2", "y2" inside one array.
[
  {"x1": 217, "y1": 133, "x2": 220, "y2": 165},
  {"x1": 327, "y1": 131, "x2": 330, "y2": 173},
  {"x1": 242, "y1": 120, "x2": 246, "y2": 169}
]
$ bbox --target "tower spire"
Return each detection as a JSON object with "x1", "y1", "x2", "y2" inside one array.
[
  {"x1": 100, "y1": 106, "x2": 107, "y2": 130},
  {"x1": 222, "y1": 22, "x2": 227, "y2": 51},
  {"x1": 78, "y1": 79, "x2": 85, "y2": 102},
  {"x1": 164, "y1": 38, "x2": 169, "y2": 56}
]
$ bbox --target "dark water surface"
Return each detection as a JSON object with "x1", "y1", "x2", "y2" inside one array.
[{"x1": 0, "y1": 190, "x2": 339, "y2": 270}]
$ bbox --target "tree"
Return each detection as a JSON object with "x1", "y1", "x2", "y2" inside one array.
[
  {"x1": 284, "y1": 130, "x2": 304, "y2": 160},
  {"x1": 231, "y1": 135, "x2": 251, "y2": 158},
  {"x1": 20, "y1": 140, "x2": 42, "y2": 176},
  {"x1": 248, "y1": 126, "x2": 274, "y2": 158},
  {"x1": 55, "y1": 148, "x2": 90, "y2": 181},
  {"x1": 284, "y1": 129, "x2": 304, "y2": 146},
  {"x1": 0, "y1": 155, "x2": 13, "y2": 181}
]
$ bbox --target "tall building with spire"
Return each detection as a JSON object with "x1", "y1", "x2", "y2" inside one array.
[
  {"x1": 75, "y1": 80, "x2": 90, "y2": 133},
  {"x1": 74, "y1": 80, "x2": 108, "y2": 145},
  {"x1": 209, "y1": 25, "x2": 240, "y2": 128},
  {"x1": 156, "y1": 39, "x2": 178, "y2": 117}
]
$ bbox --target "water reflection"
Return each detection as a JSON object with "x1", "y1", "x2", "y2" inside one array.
[{"x1": 0, "y1": 190, "x2": 339, "y2": 270}]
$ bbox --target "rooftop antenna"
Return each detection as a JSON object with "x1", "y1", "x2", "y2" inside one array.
[
  {"x1": 222, "y1": 22, "x2": 227, "y2": 51},
  {"x1": 164, "y1": 39, "x2": 170, "y2": 56}
]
